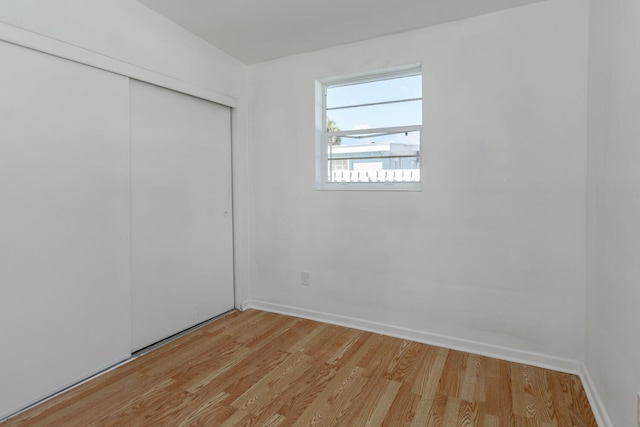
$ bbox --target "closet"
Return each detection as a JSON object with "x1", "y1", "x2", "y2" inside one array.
[{"x1": 0, "y1": 40, "x2": 234, "y2": 419}]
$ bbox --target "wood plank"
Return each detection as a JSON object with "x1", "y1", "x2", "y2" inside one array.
[
  {"x1": 568, "y1": 374, "x2": 598, "y2": 427},
  {"x1": 510, "y1": 362, "x2": 527, "y2": 417},
  {"x1": 423, "y1": 393, "x2": 448, "y2": 426},
  {"x1": 436, "y1": 349, "x2": 467, "y2": 398},
  {"x1": 412, "y1": 346, "x2": 449, "y2": 397},
  {"x1": 381, "y1": 382, "x2": 420, "y2": 426},
  {"x1": 529, "y1": 366, "x2": 556, "y2": 423},
  {"x1": 1, "y1": 310, "x2": 598, "y2": 427},
  {"x1": 290, "y1": 366, "x2": 369, "y2": 427},
  {"x1": 364, "y1": 380, "x2": 402, "y2": 426},
  {"x1": 460, "y1": 353, "x2": 481, "y2": 403}
]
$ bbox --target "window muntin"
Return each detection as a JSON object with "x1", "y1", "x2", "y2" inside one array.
[{"x1": 321, "y1": 68, "x2": 422, "y2": 188}]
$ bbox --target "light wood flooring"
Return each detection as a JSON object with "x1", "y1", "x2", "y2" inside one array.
[{"x1": 3, "y1": 310, "x2": 597, "y2": 426}]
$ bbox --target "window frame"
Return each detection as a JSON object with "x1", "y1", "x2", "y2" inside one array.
[{"x1": 315, "y1": 64, "x2": 423, "y2": 191}]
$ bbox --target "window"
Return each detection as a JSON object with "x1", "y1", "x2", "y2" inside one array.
[
  {"x1": 317, "y1": 66, "x2": 422, "y2": 189},
  {"x1": 331, "y1": 159, "x2": 350, "y2": 171}
]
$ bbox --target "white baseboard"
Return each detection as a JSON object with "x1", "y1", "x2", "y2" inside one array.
[
  {"x1": 579, "y1": 366, "x2": 613, "y2": 427},
  {"x1": 244, "y1": 299, "x2": 582, "y2": 374}
]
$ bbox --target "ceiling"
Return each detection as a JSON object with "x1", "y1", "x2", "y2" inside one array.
[{"x1": 138, "y1": 0, "x2": 545, "y2": 65}]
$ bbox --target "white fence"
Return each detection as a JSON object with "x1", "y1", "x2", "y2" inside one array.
[{"x1": 330, "y1": 169, "x2": 420, "y2": 183}]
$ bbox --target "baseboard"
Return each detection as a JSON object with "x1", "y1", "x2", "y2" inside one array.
[
  {"x1": 244, "y1": 299, "x2": 583, "y2": 375},
  {"x1": 580, "y1": 366, "x2": 613, "y2": 427}
]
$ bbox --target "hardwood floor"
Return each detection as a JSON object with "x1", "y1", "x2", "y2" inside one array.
[{"x1": 2, "y1": 310, "x2": 597, "y2": 426}]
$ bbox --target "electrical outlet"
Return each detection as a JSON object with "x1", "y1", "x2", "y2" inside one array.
[{"x1": 301, "y1": 271, "x2": 310, "y2": 286}]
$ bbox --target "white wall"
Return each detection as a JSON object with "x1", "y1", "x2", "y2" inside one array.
[
  {"x1": 247, "y1": 0, "x2": 589, "y2": 365},
  {"x1": 586, "y1": 0, "x2": 640, "y2": 425}
]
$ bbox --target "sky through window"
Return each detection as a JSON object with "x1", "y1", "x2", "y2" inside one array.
[{"x1": 326, "y1": 74, "x2": 422, "y2": 146}]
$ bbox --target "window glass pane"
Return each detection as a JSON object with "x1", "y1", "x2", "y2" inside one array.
[
  {"x1": 326, "y1": 132, "x2": 421, "y2": 183},
  {"x1": 327, "y1": 99, "x2": 421, "y2": 132},
  {"x1": 326, "y1": 74, "x2": 421, "y2": 109},
  {"x1": 321, "y1": 69, "x2": 422, "y2": 186}
]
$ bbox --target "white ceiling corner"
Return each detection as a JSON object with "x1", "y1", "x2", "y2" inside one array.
[{"x1": 138, "y1": 0, "x2": 546, "y2": 64}]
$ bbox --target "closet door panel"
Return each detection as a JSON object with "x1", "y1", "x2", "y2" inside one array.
[
  {"x1": 0, "y1": 41, "x2": 131, "y2": 419},
  {"x1": 130, "y1": 80, "x2": 234, "y2": 351}
]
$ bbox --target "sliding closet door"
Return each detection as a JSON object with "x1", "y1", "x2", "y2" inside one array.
[
  {"x1": 130, "y1": 80, "x2": 234, "y2": 351},
  {"x1": 0, "y1": 41, "x2": 130, "y2": 419}
]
